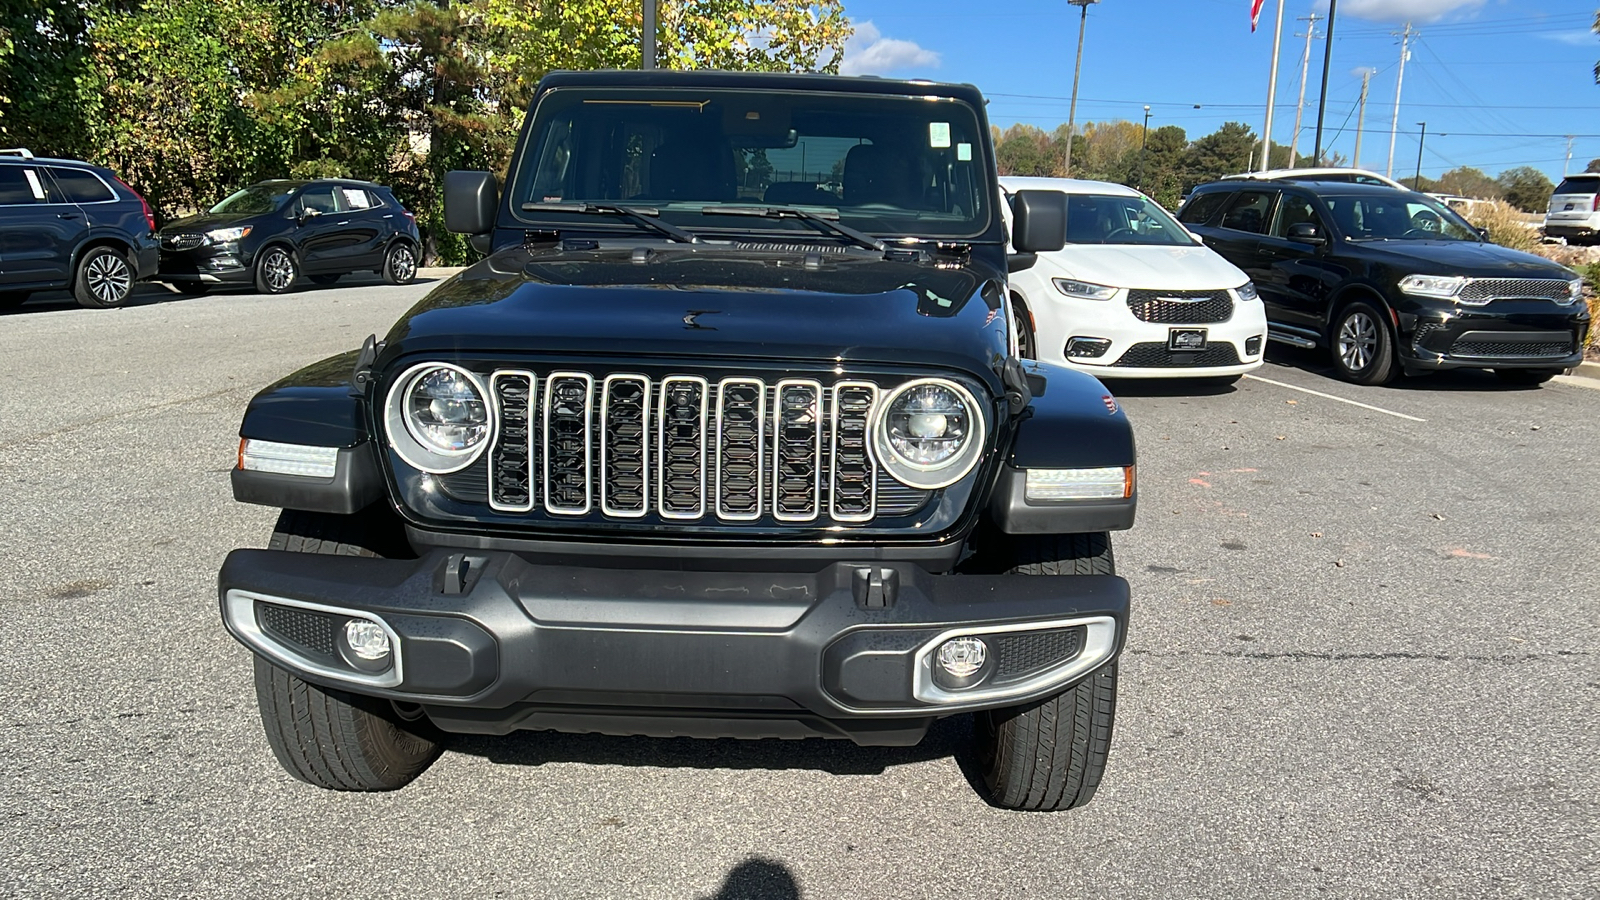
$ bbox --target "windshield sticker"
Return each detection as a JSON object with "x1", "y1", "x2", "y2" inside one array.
[
  {"x1": 22, "y1": 169, "x2": 44, "y2": 201},
  {"x1": 929, "y1": 122, "x2": 951, "y2": 149},
  {"x1": 957, "y1": 142, "x2": 972, "y2": 161}
]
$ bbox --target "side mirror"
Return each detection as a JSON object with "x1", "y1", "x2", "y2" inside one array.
[
  {"x1": 1287, "y1": 222, "x2": 1326, "y2": 245},
  {"x1": 445, "y1": 170, "x2": 499, "y2": 235},
  {"x1": 1011, "y1": 190, "x2": 1067, "y2": 253},
  {"x1": 297, "y1": 208, "x2": 321, "y2": 225},
  {"x1": 1475, "y1": 226, "x2": 1490, "y2": 240}
]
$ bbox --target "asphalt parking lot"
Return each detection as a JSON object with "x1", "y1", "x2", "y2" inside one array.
[{"x1": 2, "y1": 279, "x2": 1596, "y2": 899}]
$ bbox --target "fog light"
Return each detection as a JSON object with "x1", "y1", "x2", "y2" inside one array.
[
  {"x1": 344, "y1": 620, "x2": 391, "y2": 661},
  {"x1": 1066, "y1": 337, "x2": 1112, "y2": 359},
  {"x1": 1025, "y1": 466, "x2": 1134, "y2": 501},
  {"x1": 933, "y1": 637, "x2": 990, "y2": 690}
]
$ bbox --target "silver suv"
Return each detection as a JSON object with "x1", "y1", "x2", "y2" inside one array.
[{"x1": 1544, "y1": 173, "x2": 1599, "y2": 245}]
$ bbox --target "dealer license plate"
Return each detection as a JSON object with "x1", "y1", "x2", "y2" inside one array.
[{"x1": 1168, "y1": 328, "x2": 1207, "y2": 352}]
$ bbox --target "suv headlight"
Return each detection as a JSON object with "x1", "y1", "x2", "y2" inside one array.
[
  {"x1": 383, "y1": 363, "x2": 493, "y2": 473},
  {"x1": 1562, "y1": 277, "x2": 1584, "y2": 305},
  {"x1": 206, "y1": 225, "x2": 252, "y2": 244},
  {"x1": 1052, "y1": 278, "x2": 1119, "y2": 301},
  {"x1": 1398, "y1": 274, "x2": 1466, "y2": 299},
  {"x1": 873, "y1": 378, "x2": 986, "y2": 490},
  {"x1": 1235, "y1": 281, "x2": 1259, "y2": 302}
]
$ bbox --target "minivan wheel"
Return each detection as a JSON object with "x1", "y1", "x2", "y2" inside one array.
[
  {"x1": 382, "y1": 242, "x2": 417, "y2": 285},
  {"x1": 73, "y1": 247, "x2": 135, "y2": 308},
  {"x1": 255, "y1": 246, "x2": 298, "y2": 294},
  {"x1": 1330, "y1": 301, "x2": 1397, "y2": 385}
]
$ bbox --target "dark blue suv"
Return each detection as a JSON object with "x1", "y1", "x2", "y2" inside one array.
[{"x1": 0, "y1": 149, "x2": 160, "y2": 309}]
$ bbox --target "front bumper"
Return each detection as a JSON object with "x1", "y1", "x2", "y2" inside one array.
[
  {"x1": 218, "y1": 548, "x2": 1129, "y2": 745},
  {"x1": 1401, "y1": 304, "x2": 1589, "y2": 371},
  {"x1": 1034, "y1": 294, "x2": 1268, "y2": 379},
  {"x1": 159, "y1": 245, "x2": 253, "y2": 284}
]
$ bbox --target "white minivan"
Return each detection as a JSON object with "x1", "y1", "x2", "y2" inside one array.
[
  {"x1": 1001, "y1": 177, "x2": 1268, "y2": 382},
  {"x1": 1544, "y1": 173, "x2": 1599, "y2": 245}
]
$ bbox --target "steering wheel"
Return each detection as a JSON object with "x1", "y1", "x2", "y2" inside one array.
[
  {"x1": 1102, "y1": 227, "x2": 1136, "y2": 242},
  {"x1": 1401, "y1": 228, "x2": 1433, "y2": 239}
]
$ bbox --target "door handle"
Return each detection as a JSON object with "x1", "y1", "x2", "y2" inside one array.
[
  {"x1": 57, "y1": 212, "x2": 79, "y2": 220},
  {"x1": 335, "y1": 220, "x2": 349, "y2": 226}
]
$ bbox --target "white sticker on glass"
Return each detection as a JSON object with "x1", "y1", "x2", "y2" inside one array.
[
  {"x1": 341, "y1": 188, "x2": 372, "y2": 209},
  {"x1": 23, "y1": 169, "x2": 45, "y2": 201},
  {"x1": 929, "y1": 122, "x2": 951, "y2": 149},
  {"x1": 957, "y1": 143, "x2": 972, "y2": 161}
]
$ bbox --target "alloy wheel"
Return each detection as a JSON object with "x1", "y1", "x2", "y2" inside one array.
[
  {"x1": 262, "y1": 250, "x2": 295, "y2": 293},
  {"x1": 388, "y1": 245, "x2": 416, "y2": 283},
  {"x1": 1337, "y1": 311, "x2": 1378, "y2": 372},
  {"x1": 86, "y1": 253, "x2": 132, "y2": 305}
]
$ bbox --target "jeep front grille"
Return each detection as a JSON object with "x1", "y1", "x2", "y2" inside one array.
[{"x1": 463, "y1": 370, "x2": 938, "y2": 525}]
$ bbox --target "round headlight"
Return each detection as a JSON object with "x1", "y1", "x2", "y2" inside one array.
[
  {"x1": 873, "y1": 378, "x2": 986, "y2": 490},
  {"x1": 384, "y1": 362, "x2": 494, "y2": 474}
]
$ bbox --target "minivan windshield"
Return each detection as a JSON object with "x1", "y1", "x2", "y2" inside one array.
[
  {"x1": 508, "y1": 87, "x2": 991, "y2": 240},
  {"x1": 1321, "y1": 193, "x2": 1481, "y2": 242},
  {"x1": 1056, "y1": 192, "x2": 1196, "y2": 246},
  {"x1": 210, "y1": 183, "x2": 298, "y2": 215}
]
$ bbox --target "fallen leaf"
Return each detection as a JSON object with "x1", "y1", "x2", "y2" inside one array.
[
  {"x1": 1446, "y1": 548, "x2": 1494, "y2": 559},
  {"x1": 1211, "y1": 598, "x2": 1232, "y2": 606},
  {"x1": 1286, "y1": 399, "x2": 1298, "y2": 405},
  {"x1": 1530, "y1": 425, "x2": 1540, "y2": 431},
  {"x1": 1310, "y1": 531, "x2": 1323, "y2": 537},
  {"x1": 1334, "y1": 559, "x2": 1345, "y2": 567},
  {"x1": 1275, "y1": 435, "x2": 1286, "y2": 440},
  {"x1": 1190, "y1": 478, "x2": 1212, "y2": 487},
  {"x1": 1430, "y1": 513, "x2": 1445, "y2": 520}
]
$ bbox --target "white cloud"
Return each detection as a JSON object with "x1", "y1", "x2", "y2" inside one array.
[
  {"x1": 1538, "y1": 30, "x2": 1597, "y2": 46},
  {"x1": 838, "y1": 21, "x2": 941, "y2": 76},
  {"x1": 1341, "y1": 0, "x2": 1485, "y2": 24}
]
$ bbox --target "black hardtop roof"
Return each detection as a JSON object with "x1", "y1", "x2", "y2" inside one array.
[{"x1": 534, "y1": 69, "x2": 987, "y2": 107}]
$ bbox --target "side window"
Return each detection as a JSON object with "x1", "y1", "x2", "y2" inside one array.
[
  {"x1": 298, "y1": 187, "x2": 341, "y2": 215},
  {"x1": 47, "y1": 167, "x2": 116, "y2": 203},
  {"x1": 339, "y1": 187, "x2": 381, "y2": 211},
  {"x1": 0, "y1": 167, "x2": 45, "y2": 205},
  {"x1": 1220, "y1": 190, "x2": 1275, "y2": 234},
  {"x1": 1272, "y1": 193, "x2": 1323, "y2": 237},
  {"x1": 1177, "y1": 191, "x2": 1229, "y2": 225}
]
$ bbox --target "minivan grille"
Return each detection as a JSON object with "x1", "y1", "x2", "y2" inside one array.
[
  {"x1": 463, "y1": 371, "x2": 943, "y2": 525},
  {"x1": 1126, "y1": 289, "x2": 1234, "y2": 324}
]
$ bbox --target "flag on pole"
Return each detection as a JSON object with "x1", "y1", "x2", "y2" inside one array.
[{"x1": 1251, "y1": 0, "x2": 1266, "y2": 31}]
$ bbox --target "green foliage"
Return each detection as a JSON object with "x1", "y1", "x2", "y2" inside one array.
[
  {"x1": 1585, "y1": 158, "x2": 1600, "y2": 174},
  {"x1": 1496, "y1": 165, "x2": 1555, "y2": 213},
  {"x1": 1185, "y1": 122, "x2": 1258, "y2": 186},
  {"x1": 1435, "y1": 166, "x2": 1501, "y2": 200}
]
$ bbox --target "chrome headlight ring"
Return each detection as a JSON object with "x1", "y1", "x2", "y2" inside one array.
[
  {"x1": 383, "y1": 362, "x2": 496, "y2": 475},
  {"x1": 871, "y1": 377, "x2": 987, "y2": 490}
]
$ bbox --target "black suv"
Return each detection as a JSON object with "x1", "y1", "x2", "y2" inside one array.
[
  {"x1": 216, "y1": 71, "x2": 1139, "y2": 811},
  {"x1": 0, "y1": 149, "x2": 159, "y2": 309},
  {"x1": 1178, "y1": 180, "x2": 1590, "y2": 386},
  {"x1": 158, "y1": 179, "x2": 421, "y2": 294}
]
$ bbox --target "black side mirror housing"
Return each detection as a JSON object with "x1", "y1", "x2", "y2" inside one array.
[
  {"x1": 445, "y1": 170, "x2": 499, "y2": 235},
  {"x1": 297, "y1": 208, "x2": 321, "y2": 225},
  {"x1": 1011, "y1": 190, "x2": 1068, "y2": 253},
  {"x1": 1476, "y1": 226, "x2": 1490, "y2": 240},
  {"x1": 1287, "y1": 222, "x2": 1326, "y2": 245}
]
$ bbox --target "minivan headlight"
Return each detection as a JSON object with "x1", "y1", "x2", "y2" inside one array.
[
  {"x1": 384, "y1": 363, "x2": 493, "y2": 473},
  {"x1": 1235, "y1": 281, "x2": 1259, "y2": 302},
  {"x1": 1052, "y1": 278, "x2": 1119, "y2": 301},
  {"x1": 873, "y1": 378, "x2": 986, "y2": 490},
  {"x1": 1398, "y1": 274, "x2": 1466, "y2": 299}
]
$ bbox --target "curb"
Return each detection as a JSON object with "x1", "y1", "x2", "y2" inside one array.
[
  {"x1": 1570, "y1": 360, "x2": 1600, "y2": 381},
  {"x1": 418, "y1": 266, "x2": 465, "y2": 278}
]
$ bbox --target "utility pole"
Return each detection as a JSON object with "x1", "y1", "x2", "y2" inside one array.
[
  {"x1": 1565, "y1": 135, "x2": 1575, "y2": 177},
  {"x1": 1259, "y1": 0, "x2": 1286, "y2": 172},
  {"x1": 1311, "y1": 0, "x2": 1338, "y2": 163},
  {"x1": 1064, "y1": 0, "x2": 1100, "y2": 177},
  {"x1": 1386, "y1": 22, "x2": 1414, "y2": 179},
  {"x1": 1352, "y1": 68, "x2": 1371, "y2": 168},
  {"x1": 1289, "y1": 13, "x2": 1321, "y2": 168},
  {"x1": 1414, "y1": 121, "x2": 1426, "y2": 189},
  {"x1": 642, "y1": 0, "x2": 657, "y2": 69},
  {"x1": 1136, "y1": 105, "x2": 1151, "y2": 190}
]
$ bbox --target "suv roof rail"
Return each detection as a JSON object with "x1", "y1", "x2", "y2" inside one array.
[{"x1": 0, "y1": 148, "x2": 35, "y2": 160}]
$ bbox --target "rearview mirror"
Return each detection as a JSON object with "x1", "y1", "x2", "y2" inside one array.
[
  {"x1": 1287, "y1": 222, "x2": 1326, "y2": 245},
  {"x1": 445, "y1": 170, "x2": 499, "y2": 235},
  {"x1": 1011, "y1": 190, "x2": 1067, "y2": 253}
]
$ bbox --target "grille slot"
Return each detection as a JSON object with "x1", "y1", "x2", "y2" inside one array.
[
  {"x1": 1457, "y1": 278, "x2": 1573, "y2": 304},
  {"x1": 1126, "y1": 289, "x2": 1234, "y2": 324},
  {"x1": 715, "y1": 379, "x2": 766, "y2": 521},
  {"x1": 1449, "y1": 339, "x2": 1573, "y2": 359},
  {"x1": 256, "y1": 602, "x2": 340, "y2": 661},
  {"x1": 489, "y1": 371, "x2": 535, "y2": 512},
  {"x1": 829, "y1": 382, "x2": 878, "y2": 522},
  {"x1": 1111, "y1": 342, "x2": 1243, "y2": 368},
  {"x1": 601, "y1": 375, "x2": 650, "y2": 517},
  {"x1": 659, "y1": 376, "x2": 709, "y2": 519},
  {"x1": 542, "y1": 372, "x2": 593, "y2": 515},
  {"x1": 773, "y1": 380, "x2": 823, "y2": 522},
  {"x1": 161, "y1": 233, "x2": 204, "y2": 251},
  {"x1": 989, "y1": 627, "x2": 1086, "y2": 685}
]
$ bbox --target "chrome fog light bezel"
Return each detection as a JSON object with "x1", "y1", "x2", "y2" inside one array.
[
  {"x1": 912, "y1": 616, "x2": 1118, "y2": 707},
  {"x1": 223, "y1": 590, "x2": 404, "y2": 689}
]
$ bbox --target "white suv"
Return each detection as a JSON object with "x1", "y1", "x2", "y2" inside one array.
[
  {"x1": 1544, "y1": 173, "x2": 1599, "y2": 245},
  {"x1": 1220, "y1": 167, "x2": 1408, "y2": 190},
  {"x1": 1002, "y1": 176, "x2": 1267, "y2": 382}
]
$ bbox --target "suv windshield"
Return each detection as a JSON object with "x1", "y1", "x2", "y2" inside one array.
[
  {"x1": 508, "y1": 87, "x2": 991, "y2": 240},
  {"x1": 1553, "y1": 176, "x2": 1599, "y2": 196},
  {"x1": 1058, "y1": 193, "x2": 1195, "y2": 246},
  {"x1": 211, "y1": 184, "x2": 298, "y2": 215},
  {"x1": 1322, "y1": 193, "x2": 1480, "y2": 242}
]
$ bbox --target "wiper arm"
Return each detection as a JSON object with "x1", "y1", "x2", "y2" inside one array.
[
  {"x1": 521, "y1": 202, "x2": 697, "y2": 243},
  {"x1": 700, "y1": 205, "x2": 887, "y2": 252}
]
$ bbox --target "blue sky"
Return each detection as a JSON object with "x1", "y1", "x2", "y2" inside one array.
[{"x1": 834, "y1": 0, "x2": 1600, "y2": 184}]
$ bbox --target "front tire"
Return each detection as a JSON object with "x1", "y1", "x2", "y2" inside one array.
[
  {"x1": 254, "y1": 245, "x2": 298, "y2": 294},
  {"x1": 382, "y1": 241, "x2": 417, "y2": 285},
  {"x1": 73, "y1": 247, "x2": 135, "y2": 308},
  {"x1": 1011, "y1": 296, "x2": 1036, "y2": 360},
  {"x1": 252, "y1": 508, "x2": 438, "y2": 790},
  {"x1": 1494, "y1": 367, "x2": 1560, "y2": 386},
  {"x1": 972, "y1": 532, "x2": 1119, "y2": 811},
  {"x1": 1330, "y1": 301, "x2": 1397, "y2": 385}
]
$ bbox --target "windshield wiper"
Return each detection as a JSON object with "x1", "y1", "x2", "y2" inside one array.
[
  {"x1": 699, "y1": 205, "x2": 888, "y2": 253},
  {"x1": 520, "y1": 202, "x2": 697, "y2": 243}
]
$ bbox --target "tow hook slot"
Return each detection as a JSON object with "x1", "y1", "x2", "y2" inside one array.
[
  {"x1": 438, "y1": 553, "x2": 487, "y2": 595},
  {"x1": 852, "y1": 567, "x2": 899, "y2": 609}
]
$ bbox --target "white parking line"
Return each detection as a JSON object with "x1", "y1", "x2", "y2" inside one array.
[{"x1": 1243, "y1": 373, "x2": 1428, "y2": 422}]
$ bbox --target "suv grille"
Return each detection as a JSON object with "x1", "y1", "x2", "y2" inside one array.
[
  {"x1": 161, "y1": 233, "x2": 205, "y2": 251},
  {"x1": 1126, "y1": 289, "x2": 1234, "y2": 324},
  {"x1": 1449, "y1": 339, "x2": 1573, "y2": 359},
  {"x1": 1457, "y1": 279, "x2": 1572, "y2": 304},
  {"x1": 442, "y1": 370, "x2": 940, "y2": 526}
]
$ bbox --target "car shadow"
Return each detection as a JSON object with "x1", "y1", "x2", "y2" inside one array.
[
  {"x1": 0, "y1": 275, "x2": 440, "y2": 315},
  {"x1": 1097, "y1": 377, "x2": 1242, "y2": 398},
  {"x1": 1259, "y1": 343, "x2": 1563, "y2": 392},
  {"x1": 447, "y1": 713, "x2": 973, "y2": 777}
]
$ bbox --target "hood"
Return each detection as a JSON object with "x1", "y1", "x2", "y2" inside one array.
[
  {"x1": 1353, "y1": 239, "x2": 1576, "y2": 278},
  {"x1": 1038, "y1": 243, "x2": 1247, "y2": 291},
  {"x1": 159, "y1": 211, "x2": 263, "y2": 234},
  {"x1": 382, "y1": 244, "x2": 1010, "y2": 379}
]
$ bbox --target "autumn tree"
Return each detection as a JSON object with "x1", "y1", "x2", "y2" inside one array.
[
  {"x1": 1496, "y1": 165, "x2": 1555, "y2": 213},
  {"x1": 1434, "y1": 166, "x2": 1502, "y2": 200},
  {"x1": 1186, "y1": 122, "x2": 1257, "y2": 185}
]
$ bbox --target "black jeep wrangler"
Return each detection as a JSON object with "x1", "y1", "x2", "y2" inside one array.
[{"x1": 218, "y1": 71, "x2": 1137, "y2": 811}]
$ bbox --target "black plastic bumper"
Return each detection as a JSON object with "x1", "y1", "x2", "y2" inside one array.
[
  {"x1": 1401, "y1": 307, "x2": 1588, "y2": 371},
  {"x1": 218, "y1": 548, "x2": 1129, "y2": 745}
]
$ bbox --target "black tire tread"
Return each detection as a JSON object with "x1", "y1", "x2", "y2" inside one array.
[
  {"x1": 1004, "y1": 532, "x2": 1115, "y2": 576},
  {"x1": 1332, "y1": 300, "x2": 1397, "y2": 386},
  {"x1": 382, "y1": 241, "x2": 417, "y2": 285}
]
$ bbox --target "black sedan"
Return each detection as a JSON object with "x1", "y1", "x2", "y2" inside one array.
[
  {"x1": 1178, "y1": 180, "x2": 1589, "y2": 386},
  {"x1": 158, "y1": 179, "x2": 422, "y2": 294}
]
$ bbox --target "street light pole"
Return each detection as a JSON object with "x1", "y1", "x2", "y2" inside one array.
[
  {"x1": 1136, "y1": 105, "x2": 1151, "y2": 190},
  {"x1": 642, "y1": 0, "x2": 656, "y2": 69},
  {"x1": 1064, "y1": 0, "x2": 1100, "y2": 177},
  {"x1": 1414, "y1": 121, "x2": 1426, "y2": 189}
]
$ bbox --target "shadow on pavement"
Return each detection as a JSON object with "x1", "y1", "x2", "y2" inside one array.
[
  {"x1": 1098, "y1": 377, "x2": 1241, "y2": 399},
  {"x1": 0, "y1": 274, "x2": 438, "y2": 317},
  {"x1": 697, "y1": 858, "x2": 802, "y2": 900},
  {"x1": 1259, "y1": 343, "x2": 1559, "y2": 392},
  {"x1": 449, "y1": 714, "x2": 972, "y2": 777}
]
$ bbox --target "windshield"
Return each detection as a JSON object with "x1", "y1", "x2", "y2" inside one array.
[
  {"x1": 1055, "y1": 192, "x2": 1196, "y2": 246},
  {"x1": 508, "y1": 87, "x2": 991, "y2": 240},
  {"x1": 210, "y1": 184, "x2": 297, "y2": 215},
  {"x1": 1322, "y1": 193, "x2": 1480, "y2": 242}
]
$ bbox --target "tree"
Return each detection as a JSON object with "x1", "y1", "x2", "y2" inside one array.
[
  {"x1": 1435, "y1": 166, "x2": 1502, "y2": 200},
  {"x1": 1496, "y1": 165, "x2": 1555, "y2": 213},
  {"x1": 0, "y1": 0, "x2": 95, "y2": 152},
  {"x1": 1186, "y1": 122, "x2": 1257, "y2": 185},
  {"x1": 1585, "y1": 158, "x2": 1600, "y2": 174},
  {"x1": 995, "y1": 124, "x2": 1058, "y2": 177}
]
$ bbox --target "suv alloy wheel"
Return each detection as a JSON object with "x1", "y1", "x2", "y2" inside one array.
[{"x1": 1331, "y1": 301, "x2": 1397, "y2": 385}]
